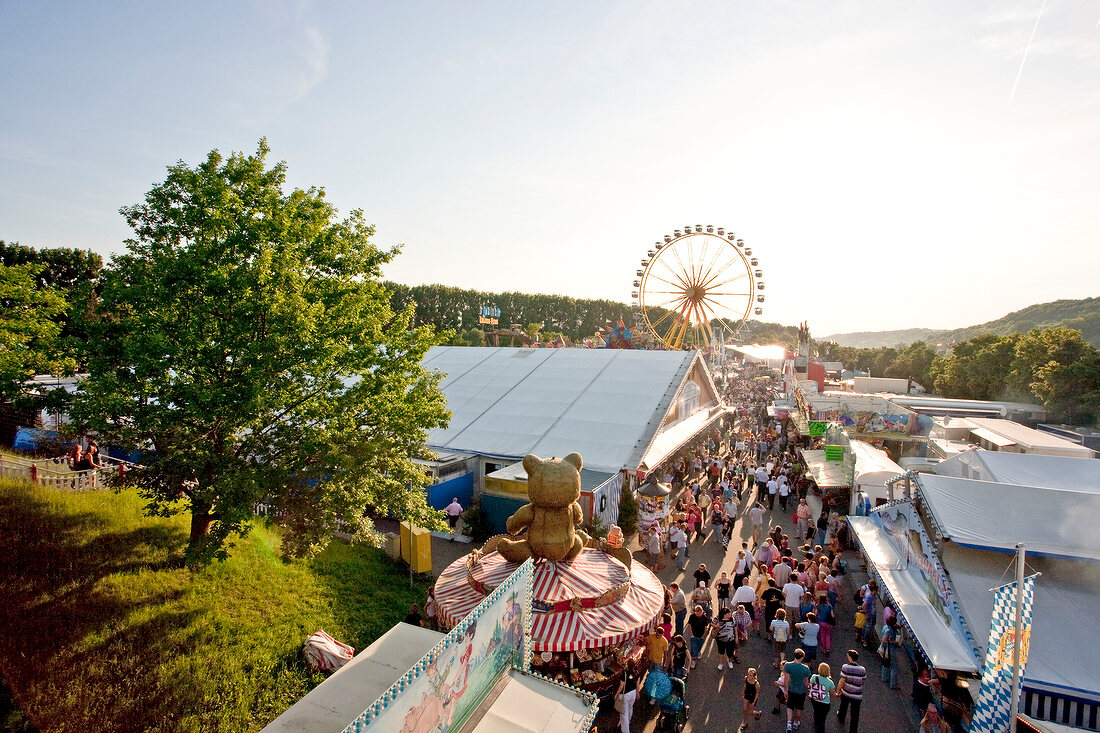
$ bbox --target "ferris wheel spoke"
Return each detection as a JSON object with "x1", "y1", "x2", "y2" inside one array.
[
  {"x1": 667, "y1": 243, "x2": 693, "y2": 289},
  {"x1": 697, "y1": 245, "x2": 727, "y2": 289},
  {"x1": 646, "y1": 270, "x2": 690, "y2": 291},
  {"x1": 647, "y1": 304, "x2": 686, "y2": 331},
  {"x1": 649, "y1": 293, "x2": 690, "y2": 311},
  {"x1": 699, "y1": 286, "x2": 752, "y2": 294},
  {"x1": 702, "y1": 270, "x2": 749, "y2": 291},
  {"x1": 656, "y1": 258, "x2": 691, "y2": 291},
  {"x1": 687, "y1": 235, "x2": 703, "y2": 285},
  {"x1": 697, "y1": 257, "x2": 745, "y2": 290}
]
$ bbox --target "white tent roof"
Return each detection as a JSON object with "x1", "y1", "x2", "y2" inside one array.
[
  {"x1": 422, "y1": 347, "x2": 700, "y2": 473},
  {"x1": 851, "y1": 440, "x2": 904, "y2": 486},
  {"x1": 917, "y1": 474, "x2": 1100, "y2": 561},
  {"x1": 966, "y1": 418, "x2": 1094, "y2": 457},
  {"x1": 935, "y1": 449, "x2": 1100, "y2": 493},
  {"x1": 261, "y1": 624, "x2": 445, "y2": 732},
  {"x1": 847, "y1": 516, "x2": 979, "y2": 673},
  {"x1": 941, "y1": 543, "x2": 1100, "y2": 700}
]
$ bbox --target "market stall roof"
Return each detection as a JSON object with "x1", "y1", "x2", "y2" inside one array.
[
  {"x1": 934, "y1": 449, "x2": 1100, "y2": 493},
  {"x1": 968, "y1": 426, "x2": 1017, "y2": 448},
  {"x1": 917, "y1": 474, "x2": 1100, "y2": 561},
  {"x1": 421, "y1": 346, "x2": 701, "y2": 474},
  {"x1": 468, "y1": 669, "x2": 594, "y2": 733},
  {"x1": 261, "y1": 624, "x2": 445, "y2": 732},
  {"x1": 637, "y1": 481, "x2": 671, "y2": 497},
  {"x1": 803, "y1": 449, "x2": 851, "y2": 488},
  {"x1": 434, "y1": 549, "x2": 664, "y2": 652},
  {"x1": 847, "y1": 516, "x2": 979, "y2": 673},
  {"x1": 941, "y1": 543, "x2": 1100, "y2": 700},
  {"x1": 850, "y1": 440, "x2": 904, "y2": 485}
]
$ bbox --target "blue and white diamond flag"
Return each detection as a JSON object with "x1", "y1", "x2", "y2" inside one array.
[{"x1": 970, "y1": 573, "x2": 1037, "y2": 733}]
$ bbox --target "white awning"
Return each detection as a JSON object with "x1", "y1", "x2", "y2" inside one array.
[
  {"x1": 969, "y1": 427, "x2": 1016, "y2": 448},
  {"x1": 848, "y1": 517, "x2": 979, "y2": 673},
  {"x1": 639, "y1": 407, "x2": 726, "y2": 473},
  {"x1": 803, "y1": 449, "x2": 851, "y2": 488}
]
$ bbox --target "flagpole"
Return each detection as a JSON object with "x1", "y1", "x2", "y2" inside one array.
[{"x1": 1009, "y1": 543, "x2": 1025, "y2": 733}]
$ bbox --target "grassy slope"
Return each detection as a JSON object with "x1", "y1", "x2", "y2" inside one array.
[
  {"x1": 822, "y1": 296, "x2": 1100, "y2": 349},
  {"x1": 0, "y1": 480, "x2": 430, "y2": 733}
]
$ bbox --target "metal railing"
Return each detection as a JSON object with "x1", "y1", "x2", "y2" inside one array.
[{"x1": 0, "y1": 452, "x2": 132, "y2": 490}]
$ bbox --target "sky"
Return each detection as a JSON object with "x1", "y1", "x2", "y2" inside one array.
[{"x1": 2, "y1": 1, "x2": 1098, "y2": 336}]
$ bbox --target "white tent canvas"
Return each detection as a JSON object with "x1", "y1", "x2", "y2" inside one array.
[
  {"x1": 917, "y1": 474, "x2": 1100, "y2": 561},
  {"x1": 851, "y1": 439, "x2": 904, "y2": 505},
  {"x1": 421, "y1": 347, "x2": 708, "y2": 473},
  {"x1": 935, "y1": 449, "x2": 1100, "y2": 493}
]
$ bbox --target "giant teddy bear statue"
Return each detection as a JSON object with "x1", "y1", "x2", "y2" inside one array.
[{"x1": 496, "y1": 452, "x2": 591, "y2": 564}]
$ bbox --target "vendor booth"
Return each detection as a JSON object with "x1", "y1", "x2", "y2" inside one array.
[
  {"x1": 848, "y1": 471, "x2": 1100, "y2": 731},
  {"x1": 850, "y1": 439, "x2": 904, "y2": 511},
  {"x1": 637, "y1": 481, "x2": 671, "y2": 534}
]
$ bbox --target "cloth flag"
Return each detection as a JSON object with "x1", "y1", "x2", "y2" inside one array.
[{"x1": 970, "y1": 574, "x2": 1038, "y2": 733}]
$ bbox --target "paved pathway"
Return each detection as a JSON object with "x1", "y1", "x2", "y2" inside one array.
[{"x1": 604, "y1": 476, "x2": 923, "y2": 733}]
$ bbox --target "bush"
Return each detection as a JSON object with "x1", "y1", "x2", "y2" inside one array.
[
  {"x1": 617, "y1": 487, "x2": 639, "y2": 538},
  {"x1": 461, "y1": 503, "x2": 495, "y2": 543}
]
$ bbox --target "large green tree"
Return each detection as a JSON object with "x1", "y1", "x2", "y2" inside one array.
[
  {"x1": 73, "y1": 141, "x2": 451, "y2": 564},
  {"x1": 0, "y1": 262, "x2": 71, "y2": 404}
]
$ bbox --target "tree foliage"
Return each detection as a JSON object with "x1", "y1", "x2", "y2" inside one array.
[
  {"x1": 73, "y1": 141, "x2": 450, "y2": 564},
  {"x1": 0, "y1": 262, "x2": 71, "y2": 403}
]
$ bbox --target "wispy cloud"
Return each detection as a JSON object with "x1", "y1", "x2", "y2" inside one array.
[
  {"x1": 290, "y1": 25, "x2": 328, "y2": 101},
  {"x1": 1009, "y1": 0, "x2": 1047, "y2": 104}
]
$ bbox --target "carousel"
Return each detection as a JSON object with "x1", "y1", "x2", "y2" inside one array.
[{"x1": 433, "y1": 453, "x2": 666, "y2": 698}]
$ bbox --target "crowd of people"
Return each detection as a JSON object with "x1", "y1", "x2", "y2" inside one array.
[{"x1": 617, "y1": 365, "x2": 938, "y2": 733}]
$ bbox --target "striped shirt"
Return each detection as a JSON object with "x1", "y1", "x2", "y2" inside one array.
[{"x1": 840, "y1": 663, "x2": 866, "y2": 700}]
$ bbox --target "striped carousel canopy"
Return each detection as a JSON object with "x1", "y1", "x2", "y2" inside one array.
[{"x1": 434, "y1": 549, "x2": 665, "y2": 652}]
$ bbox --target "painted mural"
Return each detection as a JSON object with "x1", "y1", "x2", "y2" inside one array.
[{"x1": 869, "y1": 503, "x2": 977, "y2": 659}]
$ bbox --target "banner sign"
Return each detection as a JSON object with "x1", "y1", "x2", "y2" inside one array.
[
  {"x1": 824, "y1": 445, "x2": 845, "y2": 462},
  {"x1": 970, "y1": 574, "x2": 1038, "y2": 733},
  {"x1": 808, "y1": 421, "x2": 826, "y2": 437},
  {"x1": 347, "y1": 560, "x2": 533, "y2": 732}
]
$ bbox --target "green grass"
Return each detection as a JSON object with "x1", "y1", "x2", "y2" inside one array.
[{"x1": 0, "y1": 479, "x2": 431, "y2": 732}]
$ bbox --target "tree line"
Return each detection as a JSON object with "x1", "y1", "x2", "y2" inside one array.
[{"x1": 817, "y1": 330, "x2": 1100, "y2": 425}]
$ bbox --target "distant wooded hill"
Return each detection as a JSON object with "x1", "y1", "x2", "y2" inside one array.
[
  {"x1": 822, "y1": 297, "x2": 1100, "y2": 350},
  {"x1": 385, "y1": 282, "x2": 802, "y2": 346}
]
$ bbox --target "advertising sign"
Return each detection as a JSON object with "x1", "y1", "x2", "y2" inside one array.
[{"x1": 808, "y1": 421, "x2": 826, "y2": 437}]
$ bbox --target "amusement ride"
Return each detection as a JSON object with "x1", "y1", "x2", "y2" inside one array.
[{"x1": 632, "y1": 225, "x2": 764, "y2": 350}]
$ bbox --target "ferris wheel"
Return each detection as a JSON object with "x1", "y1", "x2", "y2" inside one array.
[{"x1": 631, "y1": 224, "x2": 764, "y2": 350}]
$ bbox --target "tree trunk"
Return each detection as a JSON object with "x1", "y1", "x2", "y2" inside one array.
[{"x1": 189, "y1": 510, "x2": 215, "y2": 546}]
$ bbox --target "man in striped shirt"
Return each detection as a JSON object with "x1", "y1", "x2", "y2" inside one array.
[{"x1": 835, "y1": 649, "x2": 866, "y2": 733}]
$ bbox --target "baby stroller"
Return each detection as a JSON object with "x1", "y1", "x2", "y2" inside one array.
[{"x1": 646, "y1": 669, "x2": 689, "y2": 732}]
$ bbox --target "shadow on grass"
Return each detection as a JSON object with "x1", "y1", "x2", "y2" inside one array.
[
  {"x1": 0, "y1": 484, "x2": 190, "y2": 730},
  {"x1": 307, "y1": 539, "x2": 434, "y2": 650}
]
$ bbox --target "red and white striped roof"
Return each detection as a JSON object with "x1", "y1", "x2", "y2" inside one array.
[{"x1": 434, "y1": 548, "x2": 665, "y2": 652}]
